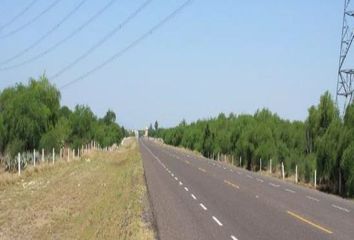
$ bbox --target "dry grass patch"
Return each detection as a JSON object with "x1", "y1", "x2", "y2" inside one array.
[{"x1": 0, "y1": 138, "x2": 155, "y2": 240}]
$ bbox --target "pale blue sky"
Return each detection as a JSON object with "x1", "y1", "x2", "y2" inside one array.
[{"x1": 0, "y1": 0, "x2": 349, "y2": 129}]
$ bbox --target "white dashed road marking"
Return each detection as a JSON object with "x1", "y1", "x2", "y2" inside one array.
[
  {"x1": 269, "y1": 182, "x2": 280, "y2": 188},
  {"x1": 212, "y1": 216, "x2": 223, "y2": 226},
  {"x1": 246, "y1": 174, "x2": 253, "y2": 179},
  {"x1": 184, "y1": 187, "x2": 189, "y2": 192},
  {"x1": 200, "y1": 203, "x2": 207, "y2": 210},
  {"x1": 285, "y1": 188, "x2": 296, "y2": 193},
  {"x1": 231, "y1": 235, "x2": 238, "y2": 240},
  {"x1": 306, "y1": 196, "x2": 320, "y2": 202},
  {"x1": 191, "y1": 194, "x2": 197, "y2": 200},
  {"x1": 332, "y1": 204, "x2": 351, "y2": 213}
]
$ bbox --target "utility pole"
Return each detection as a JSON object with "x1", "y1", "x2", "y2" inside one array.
[{"x1": 336, "y1": 0, "x2": 354, "y2": 111}]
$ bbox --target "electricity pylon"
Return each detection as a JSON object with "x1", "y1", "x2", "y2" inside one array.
[{"x1": 336, "y1": 0, "x2": 354, "y2": 111}]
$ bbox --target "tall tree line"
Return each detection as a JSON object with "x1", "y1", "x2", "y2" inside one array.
[
  {"x1": 0, "y1": 75, "x2": 127, "y2": 170},
  {"x1": 151, "y1": 92, "x2": 354, "y2": 197}
]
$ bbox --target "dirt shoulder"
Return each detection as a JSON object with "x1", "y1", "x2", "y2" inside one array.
[{"x1": 0, "y1": 138, "x2": 155, "y2": 240}]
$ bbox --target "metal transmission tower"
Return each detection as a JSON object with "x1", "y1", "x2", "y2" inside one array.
[{"x1": 337, "y1": 0, "x2": 354, "y2": 111}]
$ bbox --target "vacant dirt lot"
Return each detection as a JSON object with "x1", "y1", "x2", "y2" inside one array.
[{"x1": 0, "y1": 138, "x2": 155, "y2": 240}]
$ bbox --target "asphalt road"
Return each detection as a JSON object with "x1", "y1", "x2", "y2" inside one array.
[{"x1": 139, "y1": 138, "x2": 354, "y2": 240}]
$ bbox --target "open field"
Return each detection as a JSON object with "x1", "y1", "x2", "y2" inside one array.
[{"x1": 0, "y1": 138, "x2": 155, "y2": 240}]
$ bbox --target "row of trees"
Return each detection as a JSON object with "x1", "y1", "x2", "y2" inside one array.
[
  {"x1": 0, "y1": 75, "x2": 128, "y2": 169},
  {"x1": 151, "y1": 92, "x2": 354, "y2": 197}
]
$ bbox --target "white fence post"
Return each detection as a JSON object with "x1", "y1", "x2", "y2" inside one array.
[
  {"x1": 77, "y1": 148, "x2": 80, "y2": 158},
  {"x1": 239, "y1": 156, "x2": 242, "y2": 167},
  {"x1": 67, "y1": 148, "x2": 70, "y2": 162},
  {"x1": 41, "y1": 148, "x2": 44, "y2": 162},
  {"x1": 260, "y1": 158, "x2": 262, "y2": 172},
  {"x1": 18, "y1": 153, "x2": 21, "y2": 176},
  {"x1": 72, "y1": 149, "x2": 75, "y2": 159},
  {"x1": 295, "y1": 165, "x2": 298, "y2": 183},
  {"x1": 269, "y1": 159, "x2": 272, "y2": 174},
  {"x1": 52, "y1": 148, "x2": 55, "y2": 164},
  {"x1": 281, "y1": 162, "x2": 285, "y2": 180},
  {"x1": 33, "y1": 149, "x2": 36, "y2": 167},
  {"x1": 314, "y1": 170, "x2": 317, "y2": 189}
]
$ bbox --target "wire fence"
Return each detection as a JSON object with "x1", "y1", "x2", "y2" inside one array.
[
  {"x1": 10, "y1": 140, "x2": 106, "y2": 176},
  {"x1": 210, "y1": 153, "x2": 318, "y2": 189}
]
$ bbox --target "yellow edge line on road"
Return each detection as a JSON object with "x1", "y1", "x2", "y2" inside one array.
[
  {"x1": 224, "y1": 180, "x2": 240, "y2": 189},
  {"x1": 198, "y1": 167, "x2": 206, "y2": 173},
  {"x1": 287, "y1": 210, "x2": 333, "y2": 234}
]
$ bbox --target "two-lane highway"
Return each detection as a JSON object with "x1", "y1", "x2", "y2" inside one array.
[{"x1": 140, "y1": 138, "x2": 354, "y2": 240}]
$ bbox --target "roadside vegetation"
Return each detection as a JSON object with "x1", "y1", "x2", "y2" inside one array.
[
  {"x1": 151, "y1": 92, "x2": 354, "y2": 198},
  {"x1": 0, "y1": 75, "x2": 128, "y2": 171},
  {"x1": 0, "y1": 138, "x2": 155, "y2": 240}
]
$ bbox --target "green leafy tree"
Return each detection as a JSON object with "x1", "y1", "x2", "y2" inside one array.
[{"x1": 0, "y1": 75, "x2": 60, "y2": 155}]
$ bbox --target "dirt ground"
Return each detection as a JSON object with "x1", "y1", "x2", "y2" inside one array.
[{"x1": 0, "y1": 138, "x2": 155, "y2": 240}]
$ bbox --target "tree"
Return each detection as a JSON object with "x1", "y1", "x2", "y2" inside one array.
[
  {"x1": 201, "y1": 124, "x2": 213, "y2": 158},
  {"x1": 39, "y1": 117, "x2": 71, "y2": 151},
  {"x1": 0, "y1": 75, "x2": 60, "y2": 155},
  {"x1": 69, "y1": 105, "x2": 96, "y2": 149},
  {"x1": 154, "y1": 120, "x2": 159, "y2": 131},
  {"x1": 0, "y1": 77, "x2": 127, "y2": 171},
  {"x1": 103, "y1": 110, "x2": 116, "y2": 125}
]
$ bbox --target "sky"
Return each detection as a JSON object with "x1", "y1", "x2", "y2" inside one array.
[{"x1": 0, "y1": 0, "x2": 350, "y2": 129}]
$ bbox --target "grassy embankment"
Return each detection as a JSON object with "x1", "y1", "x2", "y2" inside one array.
[{"x1": 0, "y1": 138, "x2": 155, "y2": 240}]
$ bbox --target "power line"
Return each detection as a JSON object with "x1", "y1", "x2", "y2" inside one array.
[
  {"x1": 60, "y1": 0, "x2": 193, "y2": 90},
  {"x1": 50, "y1": 0, "x2": 153, "y2": 80},
  {"x1": 0, "y1": 0, "x2": 62, "y2": 39},
  {"x1": 0, "y1": 0, "x2": 87, "y2": 66},
  {"x1": 0, "y1": 0, "x2": 38, "y2": 33},
  {"x1": 0, "y1": 0, "x2": 119, "y2": 71}
]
